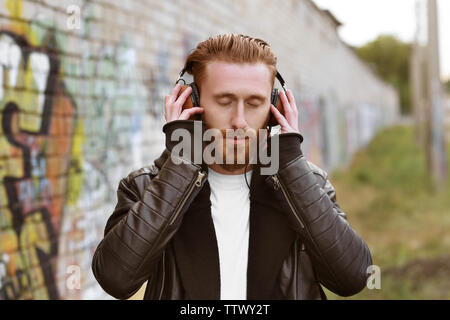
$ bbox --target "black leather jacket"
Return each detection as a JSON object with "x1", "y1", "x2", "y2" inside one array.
[{"x1": 92, "y1": 120, "x2": 373, "y2": 300}]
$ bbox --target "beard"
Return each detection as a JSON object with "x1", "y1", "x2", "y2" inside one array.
[
  {"x1": 219, "y1": 143, "x2": 251, "y2": 173},
  {"x1": 204, "y1": 127, "x2": 262, "y2": 173},
  {"x1": 202, "y1": 109, "x2": 272, "y2": 173},
  {"x1": 219, "y1": 163, "x2": 248, "y2": 173}
]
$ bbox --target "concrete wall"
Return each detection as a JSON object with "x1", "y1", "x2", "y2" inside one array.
[{"x1": 0, "y1": 0, "x2": 399, "y2": 299}]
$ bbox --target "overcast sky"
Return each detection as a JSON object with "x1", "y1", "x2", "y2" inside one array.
[{"x1": 313, "y1": 0, "x2": 450, "y2": 81}]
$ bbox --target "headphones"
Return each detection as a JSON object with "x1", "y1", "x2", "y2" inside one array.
[{"x1": 175, "y1": 67, "x2": 287, "y2": 127}]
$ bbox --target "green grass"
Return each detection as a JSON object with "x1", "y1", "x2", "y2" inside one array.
[{"x1": 324, "y1": 125, "x2": 450, "y2": 300}]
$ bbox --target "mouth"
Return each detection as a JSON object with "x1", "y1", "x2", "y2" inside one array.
[
  {"x1": 226, "y1": 136, "x2": 249, "y2": 145},
  {"x1": 228, "y1": 137, "x2": 248, "y2": 144}
]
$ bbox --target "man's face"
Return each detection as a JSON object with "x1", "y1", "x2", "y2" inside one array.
[{"x1": 199, "y1": 61, "x2": 272, "y2": 171}]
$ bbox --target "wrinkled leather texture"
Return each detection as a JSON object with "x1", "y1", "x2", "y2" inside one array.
[
  {"x1": 92, "y1": 135, "x2": 372, "y2": 300},
  {"x1": 271, "y1": 156, "x2": 373, "y2": 298}
]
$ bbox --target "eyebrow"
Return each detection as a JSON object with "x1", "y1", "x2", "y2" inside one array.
[{"x1": 213, "y1": 93, "x2": 267, "y2": 101}]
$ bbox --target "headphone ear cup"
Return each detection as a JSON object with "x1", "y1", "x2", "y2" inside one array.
[
  {"x1": 269, "y1": 89, "x2": 284, "y2": 126},
  {"x1": 180, "y1": 85, "x2": 194, "y2": 109},
  {"x1": 179, "y1": 82, "x2": 201, "y2": 121},
  {"x1": 271, "y1": 88, "x2": 278, "y2": 106},
  {"x1": 189, "y1": 82, "x2": 201, "y2": 107}
]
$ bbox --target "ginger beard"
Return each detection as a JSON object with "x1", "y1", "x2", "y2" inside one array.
[
  {"x1": 203, "y1": 115, "x2": 270, "y2": 173},
  {"x1": 222, "y1": 128, "x2": 255, "y2": 172}
]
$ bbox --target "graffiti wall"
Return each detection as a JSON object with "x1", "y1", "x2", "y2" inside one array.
[{"x1": 0, "y1": 0, "x2": 399, "y2": 299}]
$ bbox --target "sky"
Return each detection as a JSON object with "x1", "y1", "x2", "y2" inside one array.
[{"x1": 313, "y1": 0, "x2": 450, "y2": 81}]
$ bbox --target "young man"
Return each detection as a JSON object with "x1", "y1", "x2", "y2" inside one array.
[{"x1": 92, "y1": 34, "x2": 372, "y2": 300}]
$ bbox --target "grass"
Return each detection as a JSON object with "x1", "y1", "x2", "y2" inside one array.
[{"x1": 324, "y1": 125, "x2": 450, "y2": 300}]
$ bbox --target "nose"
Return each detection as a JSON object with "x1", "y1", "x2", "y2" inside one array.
[{"x1": 230, "y1": 102, "x2": 248, "y2": 129}]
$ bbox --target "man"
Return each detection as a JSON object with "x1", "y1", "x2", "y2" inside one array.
[{"x1": 92, "y1": 34, "x2": 373, "y2": 300}]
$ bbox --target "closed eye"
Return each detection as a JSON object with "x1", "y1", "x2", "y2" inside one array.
[
  {"x1": 247, "y1": 100, "x2": 262, "y2": 107},
  {"x1": 216, "y1": 98, "x2": 233, "y2": 106}
]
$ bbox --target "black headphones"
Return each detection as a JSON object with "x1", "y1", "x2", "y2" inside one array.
[
  {"x1": 175, "y1": 67, "x2": 287, "y2": 108},
  {"x1": 175, "y1": 67, "x2": 287, "y2": 128}
]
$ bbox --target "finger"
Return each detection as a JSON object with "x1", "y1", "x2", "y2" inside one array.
[
  {"x1": 270, "y1": 104, "x2": 290, "y2": 128},
  {"x1": 175, "y1": 85, "x2": 192, "y2": 105},
  {"x1": 168, "y1": 84, "x2": 182, "y2": 103},
  {"x1": 286, "y1": 89, "x2": 298, "y2": 114},
  {"x1": 166, "y1": 93, "x2": 182, "y2": 118},
  {"x1": 279, "y1": 90, "x2": 292, "y2": 114},
  {"x1": 164, "y1": 95, "x2": 170, "y2": 118},
  {"x1": 164, "y1": 95, "x2": 171, "y2": 109},
  {"x1": 179, "y1": 107, "x2": 204, "y2": 120}
]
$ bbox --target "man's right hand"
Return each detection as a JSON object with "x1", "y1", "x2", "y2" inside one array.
[{"x1": 164, "y1": 84, "x2": 204, "y2": 122}]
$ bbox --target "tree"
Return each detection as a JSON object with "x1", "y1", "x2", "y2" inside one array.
[
  {"x1": 445, "y1": 79, "x2": 450, "y2": 93},
  {"x1": 356, "y1": 35, "x2": 412, "y2": 114}
]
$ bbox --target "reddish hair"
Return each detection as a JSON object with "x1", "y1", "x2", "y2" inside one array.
[{"x1": 183, "y1": 34, "x2": 277, "y2": 88}]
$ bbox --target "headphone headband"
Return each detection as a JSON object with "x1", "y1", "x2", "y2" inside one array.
[
  {"x1": 175, "y1": 68, "x2": 187, "y2": 85},
  {"x1": 275, "y1": 71, "x2": 287, "y2": 93},
  {"x1": 176, "y1": 67, "x2": 286, "y2": 92}
]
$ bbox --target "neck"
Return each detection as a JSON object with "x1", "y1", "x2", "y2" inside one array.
[{"x1": 208, "y1": 163, "x2": 253, "y2": 175}]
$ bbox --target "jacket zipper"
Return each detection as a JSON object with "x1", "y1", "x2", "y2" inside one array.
[
  {"x1": 295, "y1": 240, "x2": 306, "y2": 299},
  {"x1": 272, "y1": 174, "x2": 305, "y2": 229},
  {"x1": 168, "y1": 170, "x2": 206, "y2": 226},
  {"x1": 156, "y1": 170, "x2": 205, "y2": 300},
  {"x1": 158, "y1": 250, "x2": 165, "y2": 300},
  {"x1": 294, "y1": 239, "x2": 298, "y2": 298}
]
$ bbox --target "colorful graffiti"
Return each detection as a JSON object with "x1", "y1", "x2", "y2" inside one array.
[
  {"x1": 0, "y1": 0, "x2": 171, "y2": 299},
  {"x1": 0, "y1": 22, "x2": 156, "y2": 303},
  {"x1": 0, "y1": 29, "x2": 79, "y2": 299},
  {"x1": 55, "y1": 33, "x2": 156, "y2": 300}
]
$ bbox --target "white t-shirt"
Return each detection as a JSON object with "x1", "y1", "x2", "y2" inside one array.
[{"x1": 207, "y1": 167, "x2": 252, "y2": 300}]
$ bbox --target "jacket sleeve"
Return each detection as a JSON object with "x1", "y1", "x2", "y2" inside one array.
[
  {"x1": 91, "y1": 152, "x2": 205, "y2": 299},
  {"x1": 273, "y1": 133, "x2": 373, "y2": 297}
]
